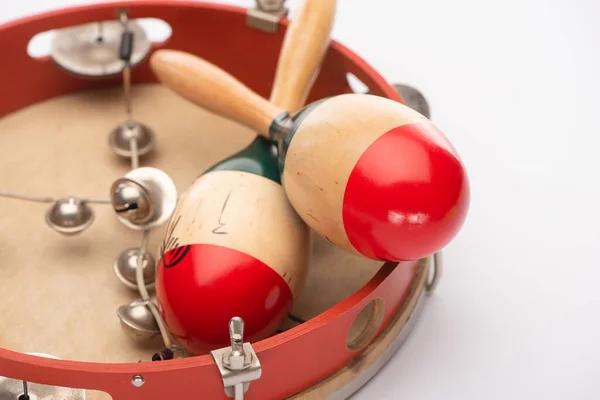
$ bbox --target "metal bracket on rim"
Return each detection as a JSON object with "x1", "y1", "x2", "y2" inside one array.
[
  {"x1": 211, "y1": 317, "x2": 262, "y2": 400},
  {"x1": 247, "y1": 0, "x2": 289, "y2": 33},
  {"x1": 425, "y1": 252, "x2": 442, "y2": 295}
]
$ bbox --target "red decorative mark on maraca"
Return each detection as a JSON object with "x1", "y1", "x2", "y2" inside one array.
[
  {"x1": 160, "y1": 215, "x2": 192, "y2": 268},
  {"x1": 162, "y1": 245, "x2": 191, "y2": 269}
]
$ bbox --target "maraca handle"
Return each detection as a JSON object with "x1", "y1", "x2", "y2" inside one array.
[
  {"x1": 270, "y1": 0, "x2": 336, "y2": 112},
  {"x1": 150, "y1": 50, "x2": 282, "y2": 136}
]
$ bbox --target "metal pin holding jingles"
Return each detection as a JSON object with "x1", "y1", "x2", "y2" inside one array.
[
  {"x1": 119, "y1": 11, "x2": 137, "y2": 169},
  {"x1": 108, "y1": 9, "x2": 155, "y2": 163},
  {"x1": 21, "y1": 380, "x2": 29, "y2": 399}
]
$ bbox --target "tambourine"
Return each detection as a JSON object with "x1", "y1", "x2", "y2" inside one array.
[{"x1": 0, "y1": 1, "x2": 448, "y2": 399}]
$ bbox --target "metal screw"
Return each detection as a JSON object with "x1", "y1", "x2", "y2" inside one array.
[
  {"x1": 223, "y1": 317, "x2": 249, "y2": 371},
  {"x1": 131, "y1": 375, "x2": 145, "y2": 387},
  {"x1": 230, "y1": 317, "x2": 244, "y2": 355}
]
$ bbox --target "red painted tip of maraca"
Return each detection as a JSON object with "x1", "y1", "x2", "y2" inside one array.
[
  {"x1": 156, "y1": 244, "x2": 293, "y2": 355},
  {"x1": 343, "y1": 121, "x2": 470, "y2": 261}
]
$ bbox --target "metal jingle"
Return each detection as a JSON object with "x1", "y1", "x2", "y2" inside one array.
[
  {"x1": 110, "y1": 178, "x2": 154, "y2": 227},
  {"x1": 110, "y1": 167, "x2": 177, "y2": 231},
  {"x1": 117, "y1": 299, "x2": 161, "y2": 342},
  {"x1": 393, "y1": 83, "x2": 431, "y2": 119},
  {"x1": 0, "y1": 353, "x2": 86, "y2": 399},
  {"x1": 256, "y1": 0, "x2": 287, "y2": 12},
  {"x1": 108, "y1": 121, "x2": 155, "y2": 158},
  {"x1": 45, "y1": 197, "x2": 94, "y2": 235},
  {"x1": 114, "y1": 247, "x2": 156, "y2": 290},
  {"x1": 50, "y1": 20, "x2": 151, "y2": 78}
]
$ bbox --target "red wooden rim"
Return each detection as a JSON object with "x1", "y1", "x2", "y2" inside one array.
[{"x1": 0, "y1": 2, "x2": 415, "y2": 399}]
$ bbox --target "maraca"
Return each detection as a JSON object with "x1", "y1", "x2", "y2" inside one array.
[
  {"x1": 151, "y1": 54, "x2": 470, "y2": 263},
  {"x1": 155, "y1": 0, "x2": 336, "y2": 355}
]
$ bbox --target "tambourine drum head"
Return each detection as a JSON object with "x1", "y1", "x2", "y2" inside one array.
[
  {"x1": 0, "y1": 2, "x2": 429, "y2": 399},
  {"x1": 0, "y1": 82, "x2": 387, "y2": 356}
]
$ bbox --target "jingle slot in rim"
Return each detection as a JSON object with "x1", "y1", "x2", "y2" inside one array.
[
  {"x1": 50, "y1": 20, "x2": 152, "y2": 78},
  {"x1": 0, "y1": 353, "x2": 86, "y2": 400}
]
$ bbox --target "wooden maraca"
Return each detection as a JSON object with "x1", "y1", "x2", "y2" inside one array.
[
  {"x1": 155, "y1": 0, "x2": 336, "y2": 355},
  {"x1": 151, "y1": 57, "x2": 470, "y2": 263}
]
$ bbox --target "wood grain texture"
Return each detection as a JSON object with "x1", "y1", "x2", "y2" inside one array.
[
  {"x1": 270, "y1": 0, "x2": 336, "y2": 113},
  {"x1": 282, "y1": 94, "x2": 428, "y2": 256},
  {"x1": 162, "y1": 170, "x2": 310, "y2": 299},
  {"x1": 150, "y1": 49, "x2": 282, "y2": 136}
]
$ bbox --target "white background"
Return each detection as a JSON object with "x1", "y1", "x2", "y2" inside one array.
[{"x1": 1, "y1": 0, "x2": 599, "y2": 399}]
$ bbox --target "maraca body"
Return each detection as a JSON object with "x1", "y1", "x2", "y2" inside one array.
[
  {"x1": 156, "y1": 138, "x2": 310, "y2": 354},
  {"x1": 278, "y1": 94, "x2": 470, "y2": 261}
]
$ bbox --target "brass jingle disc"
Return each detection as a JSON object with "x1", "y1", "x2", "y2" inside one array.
[
  {"x1": 50, "y1": 20, "x2": 151, "y2": 78},
  {"x1": 0, "y1": 353, "x2": 86, "y2": 400}
]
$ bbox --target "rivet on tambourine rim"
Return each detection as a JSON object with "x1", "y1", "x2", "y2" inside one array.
[
  {"x1": 0, "y1": 353, "x2": 86, "y2": 399},
  {"x1": 50, "y1": 20, "x2": 151, "y2": 78}
]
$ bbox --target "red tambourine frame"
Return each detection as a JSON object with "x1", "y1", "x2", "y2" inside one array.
[{"x1": 0, "y1": 2, "x2": 417, "y2": 399}]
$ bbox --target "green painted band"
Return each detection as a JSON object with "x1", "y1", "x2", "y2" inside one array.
[{"x1": 206, "y1": 136, "x2": 281, "y2": 184}]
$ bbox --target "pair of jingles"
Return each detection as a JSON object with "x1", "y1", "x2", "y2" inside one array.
[{"x1": 0, "y1": 0, "x2": 470, "y2": 399}]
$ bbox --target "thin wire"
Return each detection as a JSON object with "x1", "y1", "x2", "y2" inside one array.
[
  {"x1": 0, "y1": 191, "x2": 54, "y2": 203},
  {"x1": 0, "y1": 192, "x2": 111, "y2": 205},
  {"x1": 97, "y1": 21, "x2": 103, "y2": 42},
  {"x1": 123, "y1": 66, "x2": 132, "y2": 124},
  {"x1": 120, "y1": 9, "x2": 133, "y2": 126},
  {"x1": 136, "y1": 229, "x2": 172, "y2": 349},
  {"x1": 129, "y1": 135, "x2": 139, "y2": 170},
  {"x1": 136, "y1": 230, "x2": 151, "y2": 301},
  {"x1": 83, "y1": 198, "x2": 112, "y2": 204}
]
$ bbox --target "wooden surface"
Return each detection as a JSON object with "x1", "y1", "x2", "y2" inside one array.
[
  {"x1": 153, "y1": 0, "x2": 337, "y2": 353},
  {"x1": 282, "y1": 94, "x2": 427, "y2": 257},
  {"x1": 150, "y1": 50, "x2": 282, "y2": 137},
  {"x1": 161, "y1": 170, "x2": 310, "y2": 299},
  {"x1": 270, "y1": 0, "x2": 336, "y2": 113},
  {"x1": 0, "y1": 85, "x2": 386, "y2": 399}
]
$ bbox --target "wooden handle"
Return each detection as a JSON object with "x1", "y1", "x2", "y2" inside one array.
[
  {"x1": 270, "y1": 0, "x2": 336, "y2": 112},
  {"x1": 150, "y1": 50, "x2": 283, "y2": 136}
]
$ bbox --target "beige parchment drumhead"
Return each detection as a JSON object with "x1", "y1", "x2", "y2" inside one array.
[{"x1": 0, "y1": 84, "x2": 381, "y2": 369}]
